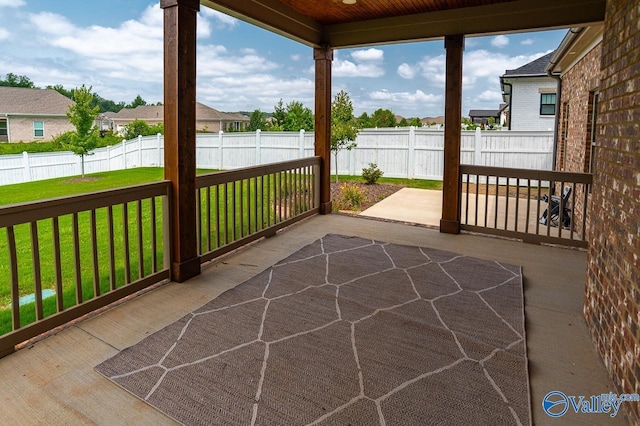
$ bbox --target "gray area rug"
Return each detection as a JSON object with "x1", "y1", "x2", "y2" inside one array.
[{"x1": 96, "y1": 234, "x2": 530, "y2": 425}]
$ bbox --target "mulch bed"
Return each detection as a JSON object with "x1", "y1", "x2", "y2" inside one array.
[{"x1": 330, "y1": 181, "x2": 403, "y2": 212}]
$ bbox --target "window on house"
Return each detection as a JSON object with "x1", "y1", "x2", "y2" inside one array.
[
  {"x1": 0, "y1": 121, "x2": 7, "y2": 137},
  {"x1": 540, "y1": 93, "x2": 556, "y2": 115},
  {"x1": 33, "y1": 121, "x2": 44, "y2": 138}
]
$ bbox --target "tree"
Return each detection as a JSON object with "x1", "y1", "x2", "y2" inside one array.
[
  {"x1": 65, "y1": 85, "x2": 100, "y2": 177},
  {"x1": 357, "y1": 112, "x2": 372, "y2": 129},
  {"x1": 370, "y1": 108, "x2": 397, "y2": 128},
  {"x1": 271, "y1": 99, "x2": 286, "y2": 130},
  {"x1": 127, "y1": 95, "x2": 147, "y2": 109},
  {"x1": 284, "y1": 101, "x2": 314, "y2": 131},
  {"x1": 248, "y1": 109, "x2": 267, "y2": 131},
  {"x1": 0, "y1": 73, "x2": 36, "y2": 88},
  {"x1": 331, "y1": 90, "x2": 359, "y2": 182},
  {"x1": 123, "y1": 119, "x2": 151, "y2": 140},
  {"x1": 409, "y1": 117, "x2": 423, "y2": 127},
  {"x1": 47, "y1": 84, "x2": 73, "y2": 99}
]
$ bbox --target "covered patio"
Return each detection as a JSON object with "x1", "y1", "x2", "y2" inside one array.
[
  {"x1": 0, "y1": 214, "x2": 623, "y2": 425},
  {"x1": 1, "y1": 0, "x2": 639, "y2": 423}
]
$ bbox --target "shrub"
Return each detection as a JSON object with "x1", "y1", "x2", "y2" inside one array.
[
  {"x1": 362, "y1": 163, "x2": 383, "y2": 184},
  {"x1": 334, "y1": 182, "x2": 366, "y2": 211}
]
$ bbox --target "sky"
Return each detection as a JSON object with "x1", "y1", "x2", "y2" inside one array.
[{"x1": 0, "y1": 0, "x2": 568, "y2": 118}]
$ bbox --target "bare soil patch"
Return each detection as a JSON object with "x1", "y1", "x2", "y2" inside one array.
[{"x1": 62, "y1": 177, "x2": 101, "y2": 184}]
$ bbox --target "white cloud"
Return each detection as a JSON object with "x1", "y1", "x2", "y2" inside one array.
[
  {"x1": 198, "y1": 74, "x2": 313, "y2": 112},
  {"x1": 0, "y1": 28, "x2": 9, "y2": 40},
  {"x1": 521, "y1": 38, "x2": 535, "y2": 45},
  {"x1": 475, "y1": 90, "x2": 503, "y2": 102},
  {"x1": 351, "y1": 48, "x2": 384, "y2": 62},
  {"x1": 491, "y1": 35, "x2": 509, "y2": 48},
  {"x1": 28, "y1": 12, "x2": 76, "y2": 35},
  {"x1": 332, "y1": 48, "x2": 385, "y2": 78},
  {"x1": 197, "y1": 45, "x2": 279, "y2": 78},
  {"x1": 0, "y1": 0, "x2": 25, "y2": 7},
  {"x1": 334, "y1": 60, "x2": 384, "y2": 78},
  {"x1": 369, "y1": 89, "x2": 441, "y2": 104},
  {"x1": 290, "y1": 54, "x2": 302, "y2": 61},
  {"x1": 400, "y1": 49, "x2": 549, "y2": 96},
  {"x1": 397, "y1": 63, "x2": 416, "y2": 79}
]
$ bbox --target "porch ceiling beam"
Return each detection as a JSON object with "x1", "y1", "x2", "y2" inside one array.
[
  {"x1": 325, "y1": 0, "x2": 606, "y2": 48},
  {"x1": 200, "y1": 0, "x2": 605, "y2": 49},
  {"x1": 200, "y1": 0, "x2": 324, "y2": 47}
]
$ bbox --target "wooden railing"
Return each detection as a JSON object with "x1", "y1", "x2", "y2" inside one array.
[
  {"x1": 0, "y1": 158, "x2": 321, "y2": 356},
  {"x1": 195, "y1": 156, "x2": 321, "y2": 263},
  {"x1": 0, "y1": 182, "x2": 171, "y2": 357},
  {"x1": 459, "y1": 165, "x2": 592, "y2": 248}
]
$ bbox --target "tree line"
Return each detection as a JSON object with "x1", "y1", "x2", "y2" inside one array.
[{"x1": 246, "y1": 104, "x2": 427, "y2": 132}]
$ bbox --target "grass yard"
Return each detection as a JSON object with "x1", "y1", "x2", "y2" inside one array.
[
  {"x1": 0, "y1": 168, "x2": 215, "y2": 335},
  {"x1": 0, "y1": 167, "x2": 316, "y2": 335},
  {"x1": 0, "y1": 169, "x2": 438, "y2": 335}
]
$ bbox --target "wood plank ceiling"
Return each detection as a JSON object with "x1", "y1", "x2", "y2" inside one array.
[
  {"x1": 201, "y1": 0, "x2": 606, "y2": 48},
  {"x1": 275, "y1": 0, "x2": 518, "y2": 25}
]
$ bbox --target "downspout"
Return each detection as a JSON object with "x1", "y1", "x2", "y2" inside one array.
[
  {"x1": 547, "y1": 70, "x2": 561, "y2": 172},
  {"x1": 503, "y1": 82, "x2": 513, "y2": 130}
]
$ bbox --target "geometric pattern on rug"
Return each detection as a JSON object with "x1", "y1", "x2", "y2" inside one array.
[{"x1": 96, "y1": 234, "x2": 530, "y2": 425}]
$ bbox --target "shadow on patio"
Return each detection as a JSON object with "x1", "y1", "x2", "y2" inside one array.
[{"x1": 0, "y1": 214, "x2": 623, "y2": 425}]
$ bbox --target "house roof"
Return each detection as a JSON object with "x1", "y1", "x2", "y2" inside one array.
[
  {"x1": 109, "y1": 105, "x2": 164, "y2": 120},
  {"x1": 469, "y1": 109, "x2": 500, "y2": 117},
  {"x1": 546, "y1": 24, "x2": 604, "y2": 74},
  {"x1": 502, "y1": 52, "x2": 555, "y2": 77},
  {"x1": 109, "y1": 103, "x2": 249, "y2": 122},
  {"x1": 202, "y1": 0, "x2": 605, "y2": 48},
  {"x1": 421, "y1": 116, "x2": 444, "y2": 125},
  {"x1": 0, "y1": 87, "x2": 74, "y2": 116}
]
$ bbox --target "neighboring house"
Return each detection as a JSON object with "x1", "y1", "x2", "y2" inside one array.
[
  {"x1": 107, "y1": 103, "x2": 249, "y2": 134},
  {"x1": 500, "y1": 52, "x2": 558, "y2": 131},
  {"x1": 468, "y1": 105, "x2": 507, "y2": 127},
  {"x1": 0, "y1": 87, "x2": 75, "y2": 143},
  {"x1": 545, "y1": 25, "x2": 603, "y2": 235},
  {"x1": 420, "y1": 116, "x2": 444, "y2": 127}
]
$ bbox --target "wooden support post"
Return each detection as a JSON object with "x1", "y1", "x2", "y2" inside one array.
[
  {"x1": 314, "y1": 47, "x2": 333, "y2": 214},
  {"x1": 440, "y1": 34, "x2": 464, "y2": 234},
  {"x1": 161, "y1": 0, "x2": 201, "y2": 282}
]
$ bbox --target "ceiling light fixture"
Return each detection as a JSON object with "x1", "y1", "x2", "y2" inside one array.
[{"x1": 343, "y1": 0, "x2": 356, "y2": 4}]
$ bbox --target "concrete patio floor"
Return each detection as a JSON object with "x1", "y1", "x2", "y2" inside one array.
[
  {"x1": 0, "y1": 214, "x2": 625, "y2": 425},
  {"x1": 362, "y1": 188, "x2": 581, "y2": 241}
]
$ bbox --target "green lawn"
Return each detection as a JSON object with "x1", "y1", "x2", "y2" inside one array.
[
  {"x1": 0, "y1": 168, "x2": 216, "y2": 206},
  {"x1": 0, "y1": 168, "x2": 437, "y2": 335},
  {"x1": 0, "y1": 167, "x2": 313, "y2": 335},
  {"x1": 0, "y1": 168, "x2": 214, "y2": 334}
]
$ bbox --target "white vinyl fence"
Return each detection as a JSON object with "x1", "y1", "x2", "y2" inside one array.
[{"x1": 0, "y1": 128, "x2": 554, "y2": 186}]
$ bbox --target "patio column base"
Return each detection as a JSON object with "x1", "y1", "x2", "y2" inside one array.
[
  {"x1": 171, "y1": 257, "x2": 201, "y2": 283},
  {"x1": 440, "y1": 219, "x2": 460, "y2": 234},
  {"x1": 319, "y1": 201, "x2": 333, "y2": 215}
]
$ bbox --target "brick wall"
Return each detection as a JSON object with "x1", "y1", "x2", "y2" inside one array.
[
  {"x1": 509, "y1": 77, "x2": 557, "y2": 131},
  {"x1": 585, "y1": 0, "x2": 640, "y2": 423},
  {"x1": 556, "y1": 42, "x2": 602, "y2": 234},
  {"x1": 8, "y1": 116, "x2": 74, "y2": 143}
]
